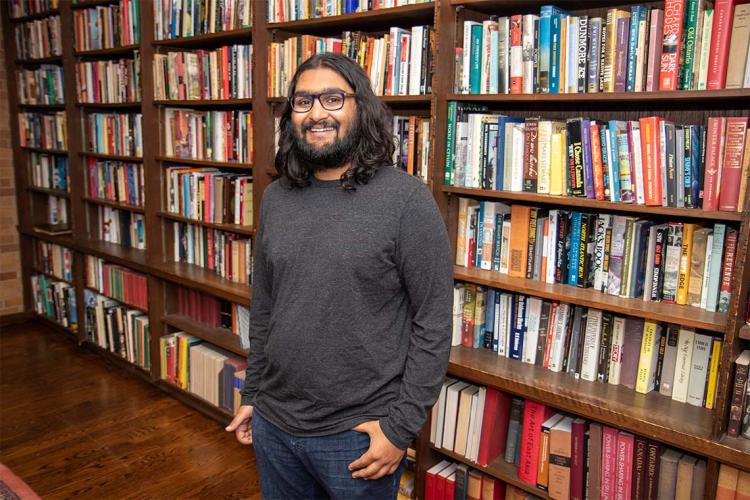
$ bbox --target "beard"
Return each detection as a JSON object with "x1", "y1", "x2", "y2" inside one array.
[{"x1": 292, "y1": 116, "x2": 360, "y2": 172}]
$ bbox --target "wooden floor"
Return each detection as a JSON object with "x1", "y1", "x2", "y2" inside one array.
[{"x1": 0, "y1": 321, "x2": 262, "y2": 499}]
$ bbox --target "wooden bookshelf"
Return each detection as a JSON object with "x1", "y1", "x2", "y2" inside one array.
[
  {"x1": 83, "y1": 197, "x2": 146, "y2": 214},
  {"x1": 8, "y1": 10, "x2": 60, "y2": 22},
  {"x1": 27, "y1": 186, "x2": 70, "y2": 197},
  {"x1": 4, "y1": 1, "x2": 750, "y2": 497},
  {"x1": 455, "y1": 266, "x2": 727, "y2": 332},
  {"x1": 157, "y1": 212, "x2": 255, "y2": 236},
  {"x1": 81, "y1": 340, "x2": 152, "y2": 382},
  {"x1": 162, "y1": 314, "x2": 245, "y2": 357},
  {"x1": 21, "y1": 146, "x2": 67, "y2": 155}
]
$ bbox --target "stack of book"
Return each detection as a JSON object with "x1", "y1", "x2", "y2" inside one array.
[
  {"x1": 84, "y1": 112, "x2": 143, "y2": 157},
  {"x1": 14, "y1": 16, "x2": 62, "y2": 59},
  {"x1": 163, "y1": 109, "x2": 253, "y2": 163},
  {"x1": 29, "y1": 153, "x2": 68, "y2": 191},
  {"x1": 172, "y1": 222, "x2": 251, "y2": 284},
  {"x1": 87, "y1": 158, "x2": 145, "y2": 208},
  {"x1": 16, "y1": 65, "x2": 64, "y2": 105},
  {"x1": 73, "y1": 0, "x2": 140, "y2": 52},
  {"x1": 153, "y1": 0, "x2": 252, "y2": 40},
  {"x1": 31, "y1": 274, "x2": 77, "y2": 331},
  {"x1": 18, "y1": 111, "x2": 66, "y2": 150},
  {"x1": 267, "y1": 0, "x2": 432, "y2": 23},
  {"x1": 75, "y1": 53, "x2": 142, "y2": 104},
  {"x1": 34, "y1": 240, "x2": 72, "y2": 282},
  {"x1": 174, "y1": 285, "x2": 249, "y2": 336},
  {"x1": 85, "y1": 255, "x2": 148, "y2": 310}
]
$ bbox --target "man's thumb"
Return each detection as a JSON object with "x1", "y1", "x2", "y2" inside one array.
[{"x1": 225, "y1": 415, "x2": 240, "y2": 432}]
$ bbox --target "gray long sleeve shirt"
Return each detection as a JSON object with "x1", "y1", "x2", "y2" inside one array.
[{"x1": 241, "y1": 165, "x2": 453, "y2": 449}]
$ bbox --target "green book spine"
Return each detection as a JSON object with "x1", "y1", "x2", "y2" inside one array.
[
  {"x1": 445, "y1": 101, "x2": 457, "y2": 185},
  {"x1": 680, "y1": 0, "x2": 700, "y2": 90},
  {"x1": 469, "y1": 25, "x2": 483, "y2": 94},
  {"x1": 620, "y1": 218, "x2": 635, "y2": 296}
]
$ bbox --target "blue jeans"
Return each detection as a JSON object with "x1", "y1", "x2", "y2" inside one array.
[{"x1": 251, "y1": 410, "x2": 405, "y2": 500}]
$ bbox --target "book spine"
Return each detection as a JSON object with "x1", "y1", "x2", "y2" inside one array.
[
  {"x1": 727, "y1": 357, "x2": 749, "y2": 436},
  {"x1": 707, "y1": 0, "x2": 737, "y2": 89},
  {"x1": 718, "y1": 229, "x2": 738, "y2": 313},
  {"x1": 717, "y1": 117, "x2": 749, "y2": 211},
  {"x1": 659, "y1": 0, "x2": 686, "y2": 90}
]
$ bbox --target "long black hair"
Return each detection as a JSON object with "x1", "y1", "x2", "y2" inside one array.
[{"x1": 274, "y1": 53, "x2": 395, "y2": 190}]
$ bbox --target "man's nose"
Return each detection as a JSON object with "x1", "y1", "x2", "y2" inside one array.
[{"x1": 308, "y1": 98, "x2": 329, "y2": 121}]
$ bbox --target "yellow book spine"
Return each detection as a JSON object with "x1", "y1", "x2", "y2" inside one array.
[
  {"x1": 549, "y1": 132, "x2": 563, "y2": 195},
  {"x1": 704, "y1": 339, "x2": 722, "y2": 409},
  {"x1": 635, "y1": 321, "x2": 658, "y2": 394},
  {"x1": 159, "y1": 336, "x2": 168, "y2": 380},
  {"x1": 179, "y1": 334, "x2": 188, "y2": 390},
  {"x1": 677, "y1": 223, "x2": 696, "y2": 305}
]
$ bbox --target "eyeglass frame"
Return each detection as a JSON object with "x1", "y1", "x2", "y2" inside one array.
[{"x1": 288, "y1": 90, "x2": 357, "y2": 113}]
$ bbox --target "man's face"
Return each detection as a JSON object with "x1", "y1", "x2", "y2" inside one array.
[{"x1": 290, "y1": 67, "x2": 358, "y2": 168}]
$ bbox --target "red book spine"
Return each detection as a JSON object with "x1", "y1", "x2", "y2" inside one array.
[
  {"x1": 477, "y1": 388, "x2": 512, "y2": 467},
  {"x1": 728, "y1": 356, "x2": 749, "y2": 436},
  {"x1": 570, "y1": 419, "x2": 587, "y2": 500},
  {"x1": 518, "y1": 401, "x2": 554, "y2": 485},
  {"x1": 591, "y1": 123, "x2": 605, "y2": 201},
  {"x1": 223, "y1": 46, "x2": 230, "y2": 99},
  {"x1": 659, "y1": 0, "x2": 685, "y2": 90},
  {"x1": 445, "y1": 477, "x2": 456, "y2": 500},
  {"x1": 718, "y1": 117, "x2": 749, "y2": 211},
  {"x1": 707, "y1": 0, "x2": 738, "y2": 90},
  {"x1": 614, "y1": 432, "x2": 635, "y2": 500},
  {"x1": 435, "y1": 472, "x2": 446, "y2": 500},
  {"x1": 703, "y1": 117, "x2": 727, "y2": 211},
  {"x1": 510, "y1": 15, "x2": 523, "y2": 94},
  {"x1": 601, "y1": 427, "x2": 618, "y2": 498},
  {"x1": 639, "y1": 116, "x2": 663, "y2": 206},
  {"x1": 719, "y1": 229, "x2": 738, "y2": 312}
]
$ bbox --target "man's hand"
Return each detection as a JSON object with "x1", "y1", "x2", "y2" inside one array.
[
  {"x1": 225, "y1": 405, "x2": 254, "y2": 445},
  {"x1": 348, "y1": 420, "x2": 405, "y2": 480}
]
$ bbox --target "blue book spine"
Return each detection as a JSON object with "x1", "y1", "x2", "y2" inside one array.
[
  {"x1": 127, "y1": 166, "x2": 135, "y2": 206},
  {"x1": 568, "y1": 212, "x2": 583, "y2": 286},
  {"x1": 683, "y1": 126, "x2": 693, "y2": 208},
  {"x1": 588, "y1": 19, "x2": 602, "y2": 92},
  {"x1": 550, "y1": 10, "x2": 563, "y2": 93},
  {"x1": 539, "y1": 6, "x2": 554, "y2": 93},
  {"x1": 489, "y1": 28, "x2": 500, "y2": 93},
  {"x1": 495, "y1": 116, "x2": 524, "y2": 190},
  {"x1": 509, "y1": 295, "x2": 526, "y2": 360},
  {"x1": 476, "y1": 201, "x2": 485, "y2": 267},
  {"x1": 690, "y1": 125, "x2": 701, "y2": 208},
  {"x1": 493, "y1": 212, "x2": 504, "y2": 272},
  {"x1": 607, "y1": 120, "x2": 622, "y2": 202},
  {"x1": 470, "y1": 24, "x2": 484, "y2": 94},
  {"x1": 485, "y1": 289, "x2": 496, "y2": 350},
  {"x1": 393, "y1": 34, "x2": 402, "y2": 96},
  {"x1": 600, "y1": 125, "x2": 610, "y2": 199},
  {"x1": 582, "y1": 119, "x2": 595, "y2": 198},
  {"x1": 625, "y1": 6, "x2": 643, "y2": 92}
]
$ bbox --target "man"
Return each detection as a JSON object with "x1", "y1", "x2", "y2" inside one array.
[{"x1": 226, "y1": 52, "x2": 453, "y2": 499}]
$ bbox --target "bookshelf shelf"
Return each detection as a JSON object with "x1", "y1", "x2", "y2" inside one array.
[
  {"x1": 454, "y1": 266, "x2": 727, "y2": 332},
  {"x1": 162, "y1": 314, "x2": 246, "y2": 357},
  {"x1": 74, "y1": 45, "x2": 140, "y2": 58},
  {"x1": 719, "y1": 434, "x2": 750, "y2": 469},
  {"x1": 78, "y1": 152, "x2": 144, "y2": 162},
  {"x1": 428, "y1": 444, "x2": 550, "y2": 498},
  {"x1": 18, "y1": 103, "x2": 66, "y2": 110},
  {"x1": 153, "y1": 99, "x2": 253, "y2": 108},
  {"x1": 155, "y1": 380, "x2": 233, "y2": 423},
  {"x1": 151, "y1": 28, "x2": 253, "y2": 48},
  {"x1": 71, "y1": 0, "x2": 120, "y2": 9},
  {"x1": 77, "y1": 240, "x2": 149, "y2": 273},
  {"x1": 83, "y1": 197, "x2": 146, "y2": 214},
  {"x1": 155, "y1": 155, "x2": 253, "y2": 170},
  {"x1": 81, "y1": 340, "x2": 152, "y2": 383},
  {"x1": 739, "y1": 324, "x2": 750, "y2": 341},
  {"x1": 19, "y1": 226, "x2": 76, "y2": 248},
  {"x1": 31, "y1": 267, "x2": 73, "y2": 285},
  {"x1": 33, "y1": 313, "x2": 78, "y2": 339},
  {"x1": 85, "y1": 286, "x2": 148, "y2": 313},
  {"x1": 15, "y1": 56, "x2": 63, "y2": 64},
  {"x1": 76, "y1": 102, "x2": 142, "y2": 109},
  {"x1": 443, "y1": 186, "x2": 746, "y2": 222},
  {"x1": 266, "y1": 3, "x2": 435, "y2": 32},
  {"x1": 20, "y1": 146, "x2": 67, "y2": 155},
  {"x1": 149, "y1": 261, "x2": 251, "y2": 306},
  {"x1": 8, "y1": 10, "x2": 60, "y2": 22},
  {"x1": 158, "y1": 212, "x2": 255, "y2": 236},
  {"x1": 27, "y1": 186, "x2": 70, "y2": 197},
  {"x1": 267, "y1": 94, "x2": 432, "y2": 106},
  {"x1": 447, "y1": 89, "x2": 750, "y2": 105},
  {"x1": 448, "y1": 346, "x2": 748, "y2": 467},
  {"x1": 450, "y1": 0, "x2": 655, "y2": 11}
]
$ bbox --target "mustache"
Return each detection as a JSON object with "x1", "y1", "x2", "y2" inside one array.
[{"x1": 301, "y1": 119, "x2": 339, "y2": 133}]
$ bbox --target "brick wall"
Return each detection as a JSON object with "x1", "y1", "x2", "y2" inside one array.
[{"x1": 0, "y1": 8, "x2": 25, "y2": 317}]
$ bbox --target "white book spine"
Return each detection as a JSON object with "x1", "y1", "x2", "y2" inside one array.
[
  {"x1": 686, "y1": 333, "x2": 712, "y2": 407},
  {"x1": 671, "y1": 328, "x2": 695, "y2": 403},
  {"x1": 631, "y1": 123, "x2": 645, "y2": 205},
  {"x1": 699, "y1": 234, "x2": 713, "y2": 310},
  {"x1": 497, "y1": 294, "x2": 510, "y2": 356},
  {"x1": 546, "y1": 210, "x2": 558, "y2": 284},
  {"x1": 537, "y1": 120, "x2": 552, "y2": 194},
  {"x1": 580, "y1": 309, "x2": 603, "y2": 381},
  {"x1": 548, "y1": 303, "x2": 570, "y2": 372},
  {"x1": 522, "y1": 298, "x2": 543, "y2": 364},
  {"x1": 608, "y1": 317, "x2": 626, "y2": 385}
]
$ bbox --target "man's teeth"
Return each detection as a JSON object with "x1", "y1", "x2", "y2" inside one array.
[{"x1": 311, "y1": 127, "x2": 334, "y2": 132}]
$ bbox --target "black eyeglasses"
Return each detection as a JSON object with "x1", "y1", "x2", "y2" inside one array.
[{"x1": 289, "y1": 91, "x2": 356, "y2": 113}]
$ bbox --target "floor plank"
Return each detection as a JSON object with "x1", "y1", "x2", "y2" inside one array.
[{"x1": 0, "y1": 321, "x2": 261, "y2": 499}]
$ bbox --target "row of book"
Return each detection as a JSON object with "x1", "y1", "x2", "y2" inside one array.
[
  {"x1": 173, "y1": 285, "x2": 248, "y2": 337},
  {"x1": 16, "y1": 65, "x2": 64, "y2": 105},
  {"x1": 73, "y1": 1, "x2": 140, "y2": 52},
  {"x1": 31, "y1": 274, "x2": 77, "y2": 331},
  {"x1": 268, "y1": 26, "x2": 434, "y2": 97},
  {"x1": 75, "y1": 54, "x2": 142, "y2": 104},
  {"x1": 18, "y1": 112, "x2": 66, "y2": 150},
  {"x1": 728, "y1": 350, "x2": 750, "y2": 440},
  {"x1": 457, "y1": 200, "x2": 738, "y2": 313},
  {"x1": 424, "y1": 459, "x2": 508, "y2": 500},
  {"x1": 453, "y1": 283, "x2": 722, "y2": 409},
  {"x1": 430, "y1": 383, "x2": 708, "y2": 499},
  {"x1": 163, "y1": 109, "x2": 253, "y2": 164},
  {"x1": 84, "y1": 112, "x2": 143, "y2": 157},
  {"x1": 97, "y1": 206, "x2": 146, "y2": 250},
  {"x1": 87, "y1": 159, "x2": 145, "y2": 208},
  {"x1": 28, "y1": 152, "x2": 68, "y2": 191},
  {"x1": 45, "y1": 194, "x2": 68, "y2": 227},
  {"x1": 9, "y1": 0, "x2": 58, "y2": 19},
  {"x1": 85, "y1": 256, "x2": 148, "y2": 311},
  {"x1": 172, "y1": 222, "x2": 251, "y2": 285},
  {"x1": 160, "y1": 332, "x2": 246, "y2": 412},
  {"x1": 153, "y1": 0, "x2": 252, "y2": 41},
  {"x1": 445, "y1": 107, "x2": 749, "y2": 212},
  {"x1": 456, "y1": 3, "x2": 750, "y2": 95},
  {"x1": 84, "y1": 289, "x2": 150, "y2": 370},
  {"x1": 718, "y1": 464, "x2": 750, "y2": 499},
  {"x1": 153, "y1": 45, "x2": 253, "y2": 101},
  {"x1": 34, "y1": 240, "x2": 72, "y2": 283},
  {"x1": 267, "y1": 0, "x2": 430, "y2": 23},
  {"x1": 393, "y1": 115, "x2": 430, "y2": 184},
  {"x1": 165, "y1": 167, "x2": 253, "y2": 226},
  {"x1": 14, "y1": 16, "x2": 62, "y2": 60}
]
